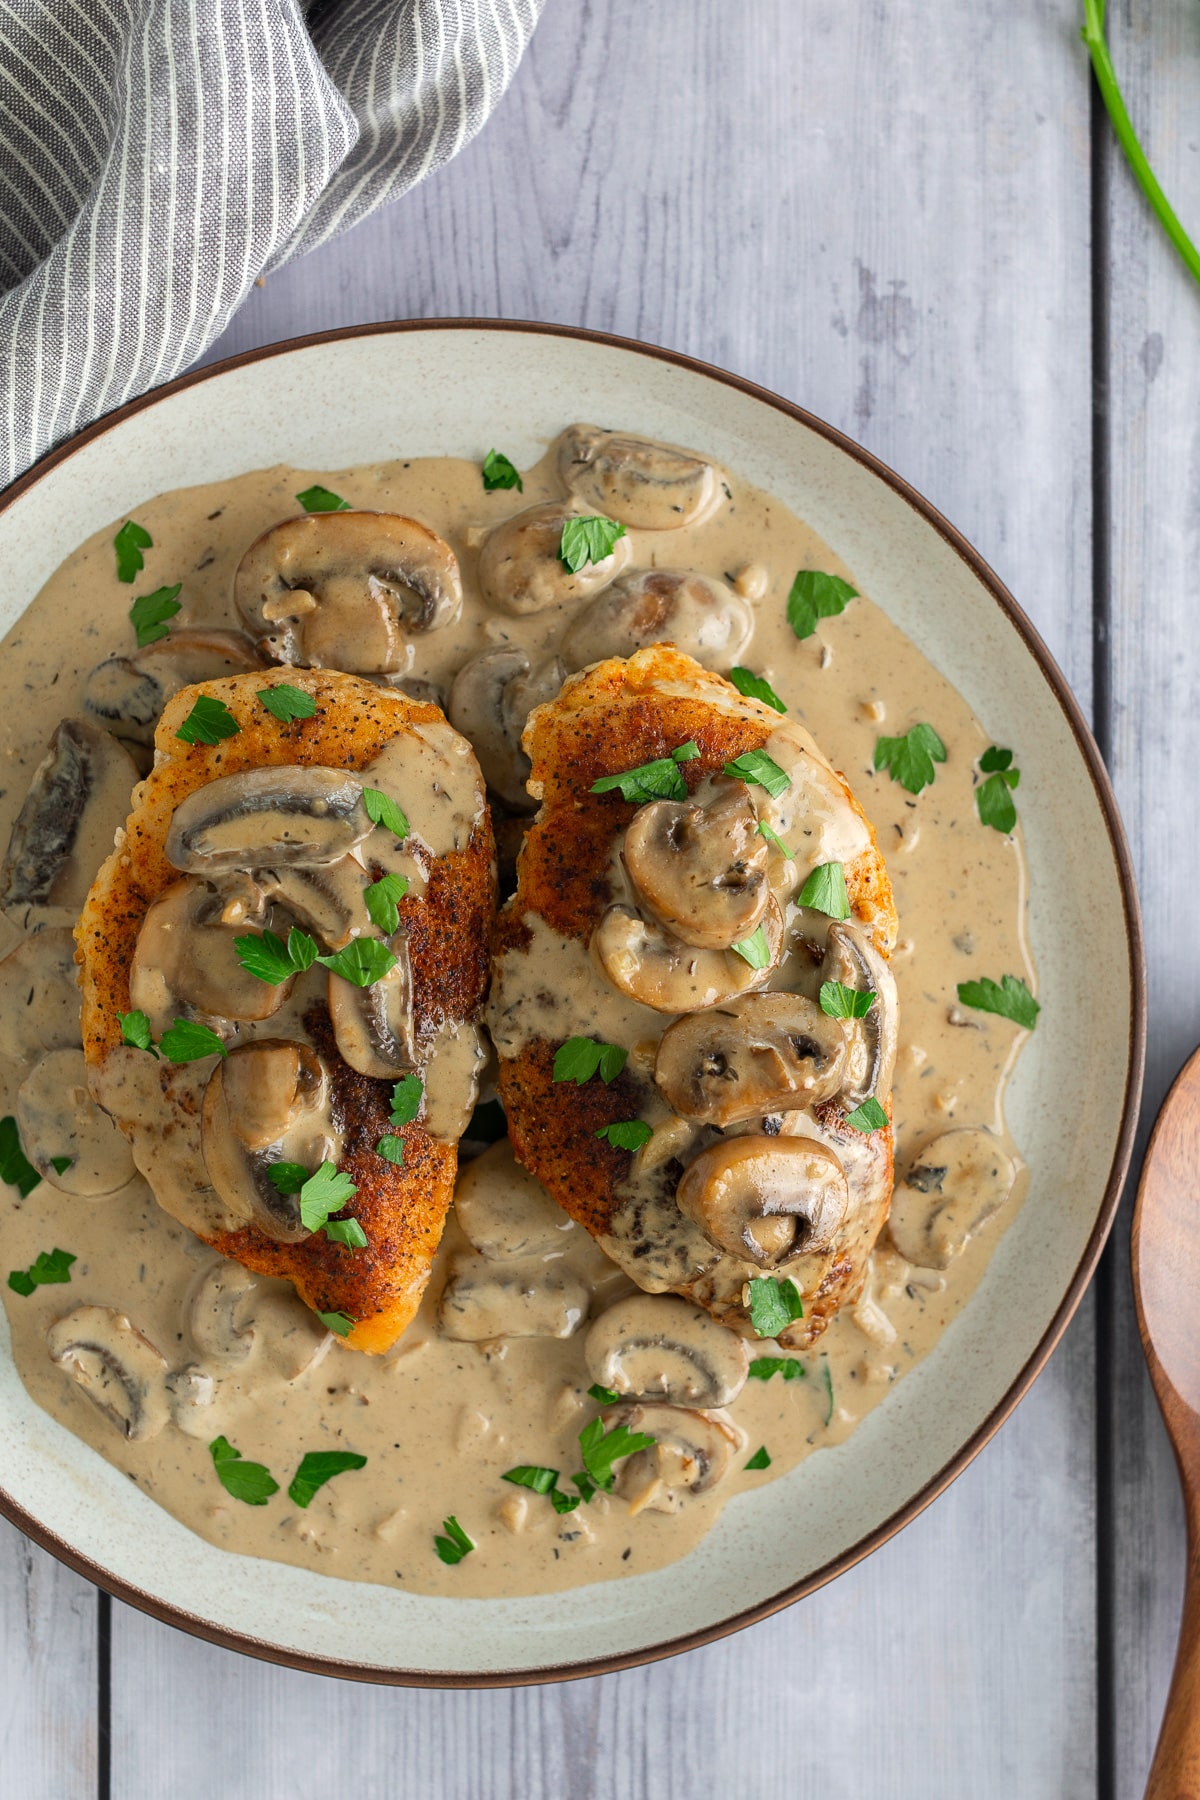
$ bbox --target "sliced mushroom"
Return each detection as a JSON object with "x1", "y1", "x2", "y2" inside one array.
[
  {"x1": 561, "y1": 569, "x2": 753, "y2": 671},
  {"x1": 677, "y1": 1134, "x2": 850, "y2": 1267},
  {"x1": 608, "y1": 1403, "x2": 742, "y2": 1514},
  {"x1": 129, "y1": 875, "x2": 288, "y2": 1033},
  {"x1": 584, "y1": 1294, "x2": 749, "y2": 1407},
  {"x1": 184, "y1": 1258, "x2": 332, "y2": 1378},
  {"x1": 46, "y1": 1306, "x2": 169, "y2": 1441},
  {"x1": 623, "y1": 784, "x2": 769, "y2": 949},
  {"x1": 255, "y1": 856, "x2": 371, "y2": 950},
  {"x1": 185, "y1": 1258, "x2": 258, "y2": 1366},
  {"x1": 447, "y1": 648, "x2": 567, "y2": 811},
  {"x1": 592, "y1": 895, "x2": 783, "y2": 1014},
  {"x1": 437, "y1": 1253, "x2": 590, "y2": 1340},
  {"x1": 887, "y1": 1129, "x2": 1018, "y2": 1270},
  {"x1": 16, "y1": 1047, "x2": 136, "y2": 1197},
  {"x1": 235, "y1": 511, "x2": 462, "y2": 671},
  {"x1": 165, "y1": 1364, "x2": 219, "y2": 1438},
  {"x1": 327, "y1": 932, "x2": 416, "y2": 1079},
  {"x1": 556, "y1": 426, "x2": 723, "y2": 530},
  {"x1": 820, "y1": 920, "x2": 899, "y2": 1106},
  {"x1": 201, "y1": 1039, "x2": 340, "y2": 1241},
  {"x1": 83, "y1": 629, "x2": 263, "y2": 749},
  {"x1": 0, "y1": 719, "x2": 138, "y2": 927},
  {"x1": 0, "y1": 927, "x2": 80, "y2": 1063},
  {"x1": 655, "y1": 993, "x2": 849, "y2": 1127},
  {"x1": 165, "y1": 766, "x2": 372, "y2": 873},
  {"x1": 454, "y1": 1138, "x2": 574, "y2": 1260},
  {"x1": 477, "y1": 501, "x2": 632, "y2": 616}
]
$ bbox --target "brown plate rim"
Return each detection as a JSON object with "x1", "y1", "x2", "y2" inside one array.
[{"x1": 0, "y1": 317, "x2": 1148, "y2": 1687}]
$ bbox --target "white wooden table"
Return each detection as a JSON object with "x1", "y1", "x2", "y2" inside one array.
[{"x1": 2, "y1": 2, "x2": 1196, "y2": 1792}]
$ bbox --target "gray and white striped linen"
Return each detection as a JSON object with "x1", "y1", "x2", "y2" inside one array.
[{"x1": 0, "y1": 0, "x2": 543, "y2": 488}]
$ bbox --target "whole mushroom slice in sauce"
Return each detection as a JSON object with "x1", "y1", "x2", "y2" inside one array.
[
  {"x1": 185, "y1": 1258, "x2": 259, "y2": 1366},
  {"x1": 454, "y1": 1138, "x2": 575, "y2": 1261},
  {"x1": 592, "y1": 894, "x2": 784, "y2": 1014},
  {"x1": 447, "y1": 648, "x2": 567, "y2": 812},
  {"x1": 234, "y1": 511, "x2": 462, "y2": 672},
  {"x1": 201, "y1": 1039, "x2": 341, "y2": 1241},
  {"x1": 46, "y1": 1305, "x2": 169, "y2": 1441},
  {"x1": 184, "y1": 1257, "x2": 333, "y2": 1378},
  {"x1": 622, "y1": 783, "x2": 770, "y2": 949},
  {"x1": 584, "y1": 1294, "x2": 749, "y2": 1408},
  {"x1": 129, "y1": 875, "x2": 290, "y2": 1032},
  {"x1": 887, "y1": 1128, "x2": 1018, "y2": 1270},
  {"x1": 437, "y1": 1252, "x2": 590, "y2": 1341},
  {"x1": 255, "y1": 857, "x2": 372, "y2": 950},
  {"x1": 556, "y1": 426, "x2": 724, "y2": 530},
  {"x1": 0, "y1": 927, "x2": 81, "y2": 1063},
  {"x1": 327, "y1": 932, "x2": 417, "y2": 1079},
  {"x1": 655, "y1": 992, "x2": 848, "y2": 1127},
  {"x1": 820, "y1": 920, "x2": 899, "y2": 1107},
  {"x1": 165, "y1": 766, "x2": 373, "y2": 873},
  {"x1": 16, "y1": 1047, "x2": 136, "y2": 1197},
  {"x1": 607, "y1": 1402, "x2": 743, "y2": 1514},
  {"x1": 677, "y1": 1134, "x2": 850, "y2": 1268},
  {"x1": 561, "y1": 570, "x2": 753, "y2": 672},
  {"x1": 0, "y1": 719, "x2": 138, "y2": 928},
  {"x1": 477, "y1": 501, "x2": 632, "y2": 616},
  {"x1": 84, "y1": 629, "x2": 264, "y2": 750}
]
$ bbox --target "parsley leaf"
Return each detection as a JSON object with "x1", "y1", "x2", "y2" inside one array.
[
  {"x1": 722, "y1": 749, "x2": 791, "y2": 798},
  {"x1": 756, "y1": 820, "x2": 791, "y2": 857},
  {"x1": 590, "y1": 740, "x2": 699, "y2": 804},
  {"x1": 595, "y1": 1119, "x2": 653, "y2": 1152},
  {"x1": 578, "y1": 1417, "x2": 656, "y2": 1492},
  {"x1": 787, "y1": 570, "x2": 857, "y2": 640},
  {"x1": 324, "y1": 1217, "x2": 367, "y2": 1250},
  {"x1": 297, "y1": 1163, "x2": 358, "y2": 1233},
  {"x1": 209, "y1": 1435, "x2": 279, "y2": 1506},
  {"x1": 362, "y1": 786, "x2": 409, "y2": 840},
  {"x1": 389, "y1": 1073, "x2": 424, "y2": 1126},
  {"x1": 559, "y1": 515, "x2": 626, "y2": 573},
  {"x1": 956, "y1": 973, "x2": 1040, "y2": 1031},
  {"x1": 159, "y1": 1019, "x2": 227, "y2": 1063},
  {"x1": 295, "y1": 484, "x2": 350, "y2": 513},
  {"x1": 797, "y1": 860, "x2": 850, "y2": 920},
  {"x1": 364, "y1": 872, "x2": 409, "y2": 935},
  {"x1": 317, "y1": 938, "x2": 398, "y2": 988},
  {"x1": 114, "y1": 520, "x2": 153, "y2": 583},
  {"x1": 731, "y1": 924, "x2": 772, "y2": 969},
  {"x1": 49, "y1": 1156, "x2": 73, "y2": 1176},
  {"x1": 375, "y1": 1135, "x2": 405, "y2": 1164},
  {"x1": 553, "y1": 1036, "x2": 628, "y2": 1085},
  {"x1": 317, "y1": 1310, "x2": 356, "y2": 1338},
  {"x1": 874, "y1": 722, "x2": 946, "y2": 795},
  {"x1": 175, "y1": 694, "x2": 241, "y2": 746},
  {"x1": 287, "y1": 1450, "x2": 367, "y2": 1509},
  {"x1": 745, "y1": 1445, "x2": 772, "y2": 1471},
  {"x1": 267, "y1": 1162, "x2": 308, "y2": 1195},
  {"x1": 0, "y1": 1117, "x2": 40, "y2": 1197},
  {"x1": 257, "y1": 683, "x2": 317, "y2": 724},
  {"x1": 747, "y1": 1356, "x2": 806, "y2": 1382},
  {"x1": 234, "y1": 926, "x2": 319, "y2": 985},
  {"x1": 747, "y1": 1276, "x2": 805, "y2": 1338},
  {"x1": 587, "y1": 1383, "x2": 620, "y2": 1405},
  {"x1": 727, "y1": 666, "x2": 786, "y2": 713},
  {"x1": 975, "y1": 747, "x2": 1021, "y2": 834},
  {"x1": 129, "y1": 582, "x2": 182, "y2": 648},
  {"x1": 8, "y1": 1247, "x2": 75, "y2": 1296},
  {"x1": 117, "y1": 1010, "x2": 159, "y2": 1058},
  {"x1": 482, "y1": 449, "x2": 523, "y2": 492},
  {"x1": 845, "y1": 1096, "x2": 889, "y2": 1133},
  {"x1": 979, "y1": 745, "x2": 1014, "y2": 772},
  {"x1": 819, "y1": 980, "x2": 875, "y2": 1019},
  {"x1": 551, "y1": 1489, "x2": 583, "y2": 1514},
  {"x1": 434, "y1": 1514, "x2": 475, "y2": 1564},
  {"x1": 502, "y1": 1465, "x2": 559, "y2": 1494}
]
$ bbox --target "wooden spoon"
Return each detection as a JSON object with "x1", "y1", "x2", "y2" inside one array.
[{"x1": 1133, "y1": 1045, "x2": 1200, "y2": 1796}]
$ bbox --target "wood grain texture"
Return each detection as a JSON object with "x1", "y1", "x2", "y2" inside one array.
[{"x1": 0, "y1": 1519, "x2": 97, "y2": 1800}]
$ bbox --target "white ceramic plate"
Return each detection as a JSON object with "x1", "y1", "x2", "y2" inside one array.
[{"x1": 0, "y1": 323, "x2": 1144, "y2": 1684}]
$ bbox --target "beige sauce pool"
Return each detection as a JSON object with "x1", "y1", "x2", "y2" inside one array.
[{"x1": 0, "y1": 442, "x2": 1033, "y2": 1597}]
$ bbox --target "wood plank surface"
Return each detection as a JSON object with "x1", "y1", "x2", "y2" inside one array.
[{"x1": 0, "y1": 1520, "x2": 98, "y2": 1800}]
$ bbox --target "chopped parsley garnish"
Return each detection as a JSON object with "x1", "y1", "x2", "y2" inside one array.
[
  {"x1": 324, "y1": 1217, "x2": 368, "y2": 1250},
  {"x1": 481, "y1": 449, "x2": 523, "y2": 492},
  {"x1": 117, "y1": 1010, "x2": 159, "y2": 1058},
  {"x1": 295, "y1": 484, "x2": 350, "y2": 513},
  {"x1": 114, "y1": 519, "x2": 153, "y2": 583},
  {"x1": 257, "y1": 683, "x2": 317, "y2": 724},
  {"x1": 8, "y1": 1247, "x2": 75, "y2": 1297},
  {"x1": 267, "y1": 1162, "x2": 307, "y2": 1195},
  {"x1": 845, "y1": 1096, "x2": 889, "y2": 1133},
  {"x1": 819, "y1": 980, "x2": 875, "y2": 1019},
  {"x1": 559, "y1": 514, "x2": 626, "y2": 573},
  {"x1": 389, "y1": 1073, "x2": 424, "y2": 1126},
  {"x1": 318, "y1": 937, "x2": 399, "y2": 988},
  {"x1": 595, "y1": 1119, "x2": 653, "y2": 1152},
  {"x1": 175, "y1": 694, "x2": 241, "y2": 746},
  {"x1": 797, "y1": 860, "x2": 850, "y2": 920},
  {"x1": 209, "y1": 1435, "x2": 279, "y2": 1506},
  {"x1": 296, "y1": 1162, "x2": 359, "y2": 1234},
  {"x1": 874, "y1": 722, "x2": 946, "y2": 795},
  {"x1": 590, "y1": 740, "x2": 699, "y2": 804},
  {"x1": 731, "y1": 924, "x2": 772, "y2": 969},
  {"x1": 0, "y1": 1117, "x2": 41, "y2": 1196},
  {"x1": 587, "y1": 1385, "x2": 619, "y2": 1407},
  {"x1": 362, "y1": 786, "x2": 409, "y2": 840},
  {"x1": 957, "y1": 973, "x2": 1040, "y2": 1031},
  {"x1": 158, "y1": 1018, "x2": 227, "y2": 1063},
  {"x1": 234, "y1": 926, "x2": 319, "y2": 985},
  {"x1": 129, "y1": 582, "x2": 182, "y2": 648},
  {"x1": 502, "y1": 1465, "x2": 559, "y2": 1494},
  {"x1": 727, "y1": 666, "x2": 786, "y2": 713},
  {"x1": 434, "y1": 1514, "x2": 475, "y2": 1565},
  {"x1": 786, "y1": 569, "x2": 856, "y2": 640},
  {"x1": 756, "y1": 820, "x2": 791, "y2": 857},
  {"x1": 551, "y1": 1489, "x2": 583, "y2": 1514},
  {"x1": 745, "y1": 1445, "x2": 772, "y2": 1471},
  {"x1": 364, "y1": 872, "x2": 408, "y2": 935},
  {"x1": 287, "y1": 1450, "x2": 367, "y2": 1509},
  {"x1": 553, "y1": 1036, "x2": 628, "y2": 1085},
  {"x1": 49, "y1": 1156, "x2": 73, "y2": 1176},
  {"x1": 317, "y1": 1310, "x2": 356, "y2": 1338},
  {"x1": 375, "y1": 1135, "x2": 405, "y2": 1165},
  {"x1": 976, "y1": 745, "x2": 1021, "y2": 833},
  {"x1": 722, "y1": 748, "x2": 791, "y2": 798},
  {"x1": 747, "y1": 1356, "x2": 806, "y2": 1382},
  {"x1": 577, "y1": 1416, "x2": 656, "y2": 1493},
  {"x1": 747, "y1": 1275, "x2": 805, "y2": 1338}
]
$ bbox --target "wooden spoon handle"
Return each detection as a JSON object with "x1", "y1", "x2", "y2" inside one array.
[{"x1": 1147, "y1": 1508, "x2": 1200, "y2": 1797}]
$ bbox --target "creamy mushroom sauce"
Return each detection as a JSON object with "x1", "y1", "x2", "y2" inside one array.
[{"x1": 0, "y1": 436, "x2": 1032, "y2": 1597}]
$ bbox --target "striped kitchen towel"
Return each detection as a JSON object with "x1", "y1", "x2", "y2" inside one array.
[{"x1": 0, "y1": 0, "x2": 543, "y2": 489}]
